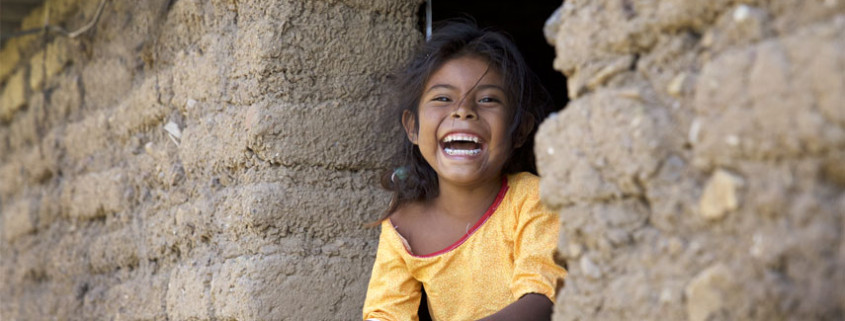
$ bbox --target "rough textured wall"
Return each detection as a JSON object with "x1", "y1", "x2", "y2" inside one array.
[
  {"x1": 0, "y1": 0, "x2": 419, "y2": 319},
  {"x1": 540, "y1": 1, "x2": 845, "y2": 320}
]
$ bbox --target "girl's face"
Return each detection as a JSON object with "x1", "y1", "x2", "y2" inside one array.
[{"x1": 404, "y1": 55, "x2": 513, "y2": 188}]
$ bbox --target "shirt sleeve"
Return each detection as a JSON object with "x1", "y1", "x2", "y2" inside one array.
[
  {"x1": 362, "y1": 221, "x2": 422, "y2": 321},
  {"x1": 510, "y1": 188, "x2": 568, "y2": 303}
]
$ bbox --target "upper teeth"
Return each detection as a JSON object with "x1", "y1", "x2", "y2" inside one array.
[{"x1": 443, "y1": 134, "x2": 479, "y2": 143}]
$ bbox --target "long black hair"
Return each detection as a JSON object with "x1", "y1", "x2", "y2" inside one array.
[{"x1": 374, "y1": 21, "x2": 553, "y2": 223}]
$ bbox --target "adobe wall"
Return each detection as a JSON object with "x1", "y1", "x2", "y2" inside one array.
[
  {"x1": 4, "y1": 0, "x2": 844, "y2": 320},
  {"x1": 540, "y1": 1, "x2": 845, "y2": 320},
  {"x1": 0, "y1": 0, "x2": 419, "y2": 319}
]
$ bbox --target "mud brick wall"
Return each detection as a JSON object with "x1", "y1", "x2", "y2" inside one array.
[
  {"x1": 0, "y1": 0, "x2": 419, "y2": 319},
  {"x1": 540, "y1": 1, "x2": 845, "y2": 320},
  {"x1": 4, "y1": 0, "x2": 845, "y2": 320}
]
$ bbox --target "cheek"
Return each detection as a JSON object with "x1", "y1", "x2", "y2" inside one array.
[
  {"x1": 490, "y1": 114, "x2": 513, "y2": 147},
  {"x1": 413, "y1": 122, "x2": 437, "y2": 151},
  {"x1": 418, "y1": 111, "x2": 442, "y2": 136},
  {"x1": 491, "y1": 135, "x2": 513, "y2": 156}
]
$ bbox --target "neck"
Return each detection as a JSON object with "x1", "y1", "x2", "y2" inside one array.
[{"x1": 432, "y1": 174, "x2": 504, "y2": 221}]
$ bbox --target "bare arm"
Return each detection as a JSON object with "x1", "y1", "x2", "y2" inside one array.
[{"x1": 476, "y1": 293, "x2": 553, "y2": 321}]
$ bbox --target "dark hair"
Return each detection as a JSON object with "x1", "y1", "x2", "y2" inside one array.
[{"x1": 373, "y1": 21, "x2": 553, "y2": 223}]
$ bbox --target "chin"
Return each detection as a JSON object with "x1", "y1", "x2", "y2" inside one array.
[{"x1": 437, "y1": 169, "x2": 495, "y2": 186}]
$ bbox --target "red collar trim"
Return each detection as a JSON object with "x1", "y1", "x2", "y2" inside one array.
[{"x1": 408, "y1": 176, "x2": 510, "y2": 258}]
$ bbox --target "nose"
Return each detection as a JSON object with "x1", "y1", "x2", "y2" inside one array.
[{"x1": 451, "y1": 97, "x2": 477, "y2": 120}]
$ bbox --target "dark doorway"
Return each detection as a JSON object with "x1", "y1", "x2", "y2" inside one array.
[{"x1": 418, "y1": 1, "x2": 568, "y2": 110}]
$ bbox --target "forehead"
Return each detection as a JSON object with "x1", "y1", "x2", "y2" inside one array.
[{"x1": 425, "y1": 55, "x2": 504, "y2": 89}]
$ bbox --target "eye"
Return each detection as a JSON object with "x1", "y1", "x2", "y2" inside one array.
[
  {"x1": 479, "y1": 96, "x2": 501, "y2": 104},
  {"x1": 432, "y1": 96, "x2": 451, "y2": 102}
]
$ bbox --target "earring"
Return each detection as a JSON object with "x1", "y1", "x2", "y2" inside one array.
[{"x1": 391, "y1": 166, "x2": 409, "y2": 183}]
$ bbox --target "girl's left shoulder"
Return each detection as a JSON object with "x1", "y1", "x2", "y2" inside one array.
[
  {"x1": 501, "y1": 172, "x2": 557, "y2": 228},
  {"x1": 505, "y1": 172, "x2": 541, "y2": 195}
]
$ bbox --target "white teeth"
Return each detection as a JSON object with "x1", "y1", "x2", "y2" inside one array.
[
  {"x1": 442, "y1": 134, "x2": 479, "y2": 143},
  {"x1": 444, "y1": 148, "x2": 481, "y2": 156},
  {"x1": 442, "y1": 133, "x2": 482, "y2": 156}
]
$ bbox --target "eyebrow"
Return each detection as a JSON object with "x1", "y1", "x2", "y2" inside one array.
[
  {"x1": 425, "y1": 84, "x2": 456, "y2": 94},
  {"x1": 475, "y1": 84, "x2": 506, "y2": 92},
  {"x1": 424, "y1": 83, "x2": 506, "y2": 94}
]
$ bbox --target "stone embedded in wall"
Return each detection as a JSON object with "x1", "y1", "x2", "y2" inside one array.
[
  {"x1": 698, "y1": 169, "x2": 744, "y2": 221},
  {"x1": 578, "y1": 256, "x2": 601, "y2": 280},
  {"x1": 666, "y1": 72, "x2": 688, "y2": 97},
  {"x1": 684, "y1": 263, "x2": 734, "y2": 321}
]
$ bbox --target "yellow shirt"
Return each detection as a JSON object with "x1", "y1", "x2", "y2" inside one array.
[{"x1": 362, "y1": 172, "x2": 567, "y2": 321}]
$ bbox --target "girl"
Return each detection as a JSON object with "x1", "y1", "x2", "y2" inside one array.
[{"x1": 363, "y1": 22, "x2": 566, "y2": 321}]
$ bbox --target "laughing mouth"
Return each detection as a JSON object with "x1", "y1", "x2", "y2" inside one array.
[{"x1": 441, "y1": 133, "x2": 483, "y2": 156}]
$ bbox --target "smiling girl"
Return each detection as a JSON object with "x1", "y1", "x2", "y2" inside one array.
[{"x1": 363, "y1": 22, "x2": 566, "y2": 321}]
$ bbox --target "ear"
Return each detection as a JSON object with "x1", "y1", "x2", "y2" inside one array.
[
  {"x1": 402, "y1": 110, "x2": 418, "y2": 144},
  {"x1": 513, "y1": 113, "x2": 535, "y2": 148}
]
